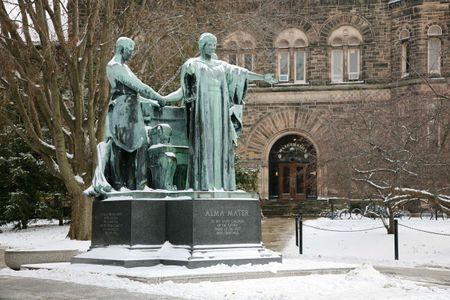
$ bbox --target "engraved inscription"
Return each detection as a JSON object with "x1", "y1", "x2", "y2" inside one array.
[
  {"x1": 212, "y1": 219, "x2": 244, "y2": 236},
  {"x1": 99, "y1": 212, "x2": 122, "y2": 234},
  {"x1": 204, "y1": 209, "x2": 249, "y2": 217},
  {"x1": 204, "y1": 209, "x2": 250, "y2": 236}
]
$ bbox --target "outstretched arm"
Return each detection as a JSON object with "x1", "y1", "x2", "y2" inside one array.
[
  {"x1": 157, "y1": 88, "x2": 183, "y2": 107},
  {"x1": 246, "y1": 71, "x2": 277, "y2": 84},
  {"x1": 109, "y1": 64, "x2": 164, "y2": 100},
  {"x1": 138, "y1": 95, "x2": 160, "y2": 107},
  {"x1": 163, "y1": 88, "x2": 183, "y2": 102}
]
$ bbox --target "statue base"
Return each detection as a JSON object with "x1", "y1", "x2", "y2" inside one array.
[{"x1": 72, "y1": 190, "x2": 282, "y2": 268}]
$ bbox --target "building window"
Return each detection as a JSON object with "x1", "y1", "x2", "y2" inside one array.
[
  {"x1": 401, "y1": 42, "x2": 410, "y2": 76},
  {"x1": 348, "y1": 48, "x2": 360, "y2": 80},
  {"x1": 275, "y1": 28, "x2": 309, "y2": 83},
  {"x1": 399, "y1": 29, "x2": 410, "y2": 77},
  {"x1": 223, "y1": 32, "x2": 256, "y2": 71},
  {"x1": 295, "y1": 50, "x2": 306, "y2": 82},
  {"x1": 328, "y1": 26, "x2": 363, "y2": 83},
  {"x1": 244, "y1": 53, "x2": 253, "y2": 71},
  {"x1": 331, "y1": 49, "x2": 343, "y2": 82},
  {"x1": 278, "y1": 50, "x2": 289, "y2": 81},
  {"x1": 228, "y1": 53, "x2": 237, "y2": 65},
  {"x1": 427, "y1": 25, "x2": 442, "y2": 75}
]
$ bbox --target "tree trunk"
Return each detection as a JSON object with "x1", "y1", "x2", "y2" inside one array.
[
  {"x1": 387, "y1": 207, "x2": 395, "y2": 234},
  {"x1": 68, "y1": 189, "x2": 92, "y2": 240}
]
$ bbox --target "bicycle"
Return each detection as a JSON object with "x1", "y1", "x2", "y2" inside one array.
[
  {"x1": 350, "y1": 203, "x2": 410, "y2": 220},
  {"x1": 319, "y1": 210, "x2": 339, "y2": 219},
  {"x1": 338, "y1": 209, "x2": 352, "y2": 220},
  {"x1": 319, "y1": 209, "x2": 351, "y2": 220},
  {"x1": 350, "y1": 203, "x2": 387, "y2": 220}
]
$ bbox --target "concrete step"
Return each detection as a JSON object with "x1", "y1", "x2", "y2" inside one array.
[{"x1": 263, "y1": 199, "x2": 350, "y2": 217}]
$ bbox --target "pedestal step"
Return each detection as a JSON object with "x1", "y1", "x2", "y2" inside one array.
[{"x1": 72, "y1": 243, "x2": 281, "y2": 268}]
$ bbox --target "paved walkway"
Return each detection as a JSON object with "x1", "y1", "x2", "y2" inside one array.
[
  {"x1": 0, "y1": 248, "x2": 5, "y2": 268},
  {"x1": 261, "y1": 217, "x2": 295, "y2": 252},
  {"x1": 0, "y1": 276, "x2": 184, "y2": 300},
  {"x1": 375, "y1": 266, "x2": 450, "y2": 286}
]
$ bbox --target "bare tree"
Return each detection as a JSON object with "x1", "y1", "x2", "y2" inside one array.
[
  {"x1": 0, "y1": 0, "x2": 114, "y2": 239},
  {"x1": 0, "y1": 0, "x2": 283, "y2": 239},
  {"x1": 333, "y1": 88, "x2": 450, "y2": 233}
]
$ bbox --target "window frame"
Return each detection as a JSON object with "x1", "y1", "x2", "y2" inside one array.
[
  {"x1": 347, "y1": 48, "x2": 360, "y2": 81},
  {"x1": 243, "y1": 52, "x2": 253, "y2": 71},
  {"x1": 427, "y1": 25, "x2": 442, "y2": 76},
  {"x1": 223, "y1": 35, "x2": 256, "y2": 70},
  {"x1": 228, "y1": 53, "x2": 237, "y2": 65},
  {"x1": 331, "y1": 48, "x2": 344, "y2": 83},
  {"x1": 427, "y1": 37, "x2": 441, "y2": 75},
  {"x1": 401, "y1": 41, "x2": 410, "y2": 77},
  {"x1": 278, "y1": 49, "x2": 290, "y2": 82},
  {"x1": 328, "y1": 26, "x2": 363, "y2": 83},
  {"x1": 294, "y1": 49, "x2": 306, "y2": 83},
  {"x1": 274, "y1": 29, "x2": 309, "y2": 84}
]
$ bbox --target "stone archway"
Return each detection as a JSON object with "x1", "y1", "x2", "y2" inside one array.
[
  {"x1": 243, "y1": 108, "x2": 329, "y2": 199},
  {"x1": 268, "y1": 134, "x2": 317, "y2": 201},
  {"x1": 319, "y1": 13, "x2": 374, "y2": 44}
]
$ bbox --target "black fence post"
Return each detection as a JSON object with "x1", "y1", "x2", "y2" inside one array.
[
  {"x1": 299, "y1": 216, "x2": 303, "y2": 255},
  {"x1": 295, "y1": 216, "x2": 299, "y2": 246},
  {"x1": 394, "y1": 219, "x2": 399, "y2": 260}
]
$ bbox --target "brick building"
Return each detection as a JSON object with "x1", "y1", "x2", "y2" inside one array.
[{"x1": 213, "y1": 0, "x2": 450, "y2": 202}]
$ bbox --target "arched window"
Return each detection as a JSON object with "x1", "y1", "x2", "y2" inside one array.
[
  {"x1": 427, "y1": 25, "x2": 442, "y2": 75},
  {"x1": 328, "y1": 26, "x2": 363, "y2": 82},
  {"x1": 223, "y1": 32, "x2": 256, "y2": 71},
  {"x1": 274, "y1": 29, "x2": 309, "y2": 83},
  {"x1": 399, "y1": 29, "x2": 411, "y2": 77}
]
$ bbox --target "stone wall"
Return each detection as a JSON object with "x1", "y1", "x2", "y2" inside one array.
[
  {"x1": 390, "y1": 0, "x2": 450, "y2": 78},
  {"x1": 225, "y1": 0, "x2": 450, "y2": 199}
]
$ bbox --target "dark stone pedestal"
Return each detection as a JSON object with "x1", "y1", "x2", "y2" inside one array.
[
  {"x1": 91, "y1": 198, "x2": 165, "y2": 247},
  {"x1": 167, "y1": 197, "x2": 261, "y2": 245},
  {"x1": 72, "y1": 191, "x2": 282, "y2": 268}
]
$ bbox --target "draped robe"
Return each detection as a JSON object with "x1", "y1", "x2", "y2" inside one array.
[{"x1": 181, "y1": 57, "x2": 248, "y2": 191}]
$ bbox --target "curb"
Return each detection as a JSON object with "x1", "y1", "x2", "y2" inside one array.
[
  {"x1": 117, "y1": 267, "x2": 356, "y2": 284},
  {"x1": 23, "y1": 263, "x2": 355, "y2": 284}
]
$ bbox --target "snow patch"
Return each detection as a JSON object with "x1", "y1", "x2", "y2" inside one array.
[{"x1": 74, "y1": 175, "x2": 84, "y2": 185}]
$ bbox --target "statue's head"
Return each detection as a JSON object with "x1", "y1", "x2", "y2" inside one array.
[
  {"x1": 198, "y1": 33, "x2": 217, "y2": 58},
  {"x1": 115, "y1": 37, "x2": 135, "y2": 62}
]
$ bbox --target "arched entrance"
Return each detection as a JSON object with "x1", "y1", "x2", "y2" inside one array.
[{"x1": 268, "y1": 134, "x2": 317, "y2": 201}]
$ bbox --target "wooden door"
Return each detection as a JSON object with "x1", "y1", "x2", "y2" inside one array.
[{"x1": 278, "y1": 162, "x2": 306, "y2": 200}]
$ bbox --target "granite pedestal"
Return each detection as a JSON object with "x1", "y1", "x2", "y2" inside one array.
[{"x1": 72, "y1": 191, "x2": 282, "y2": 268}]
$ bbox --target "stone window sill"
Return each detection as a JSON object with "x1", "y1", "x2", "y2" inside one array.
[{"x1": 329, "y1": 80, "x2": 365, "y2": 85}]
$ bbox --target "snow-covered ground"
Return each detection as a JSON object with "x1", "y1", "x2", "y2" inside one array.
[
  {"x1": 0, "y1": 219, "x2": 90, "y2": 251},
  {"x1": 1, "y1": 218, "x2": 449, "y2": 299},
  {"x1": 283, "y1": 218, "x2": 450, "y2": 268}
]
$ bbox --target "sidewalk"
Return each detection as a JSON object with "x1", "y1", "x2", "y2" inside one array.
[
  {"x1": 375, "y1": 266, "x2": 450, "y2": 286},
  {"x1": 261, "y1": 217, "x2": 295, "y2": 252},
  {"x1": 0, "y1": 248, "x2": 5, "y2": 268},
  {"x1": 0, "y1": 276, "x2": 184, "y2": 300}
]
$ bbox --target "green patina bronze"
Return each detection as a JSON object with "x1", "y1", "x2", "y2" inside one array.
[
  {"x1": 86, "y1": 34, "x2": 276, "y2": 197},
  {"x1": 87, "y1": 37, "x2": 165, "y2": 196},
  {"x1": 164, "y1": 33, "x2": 276, "y2": 191}
]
